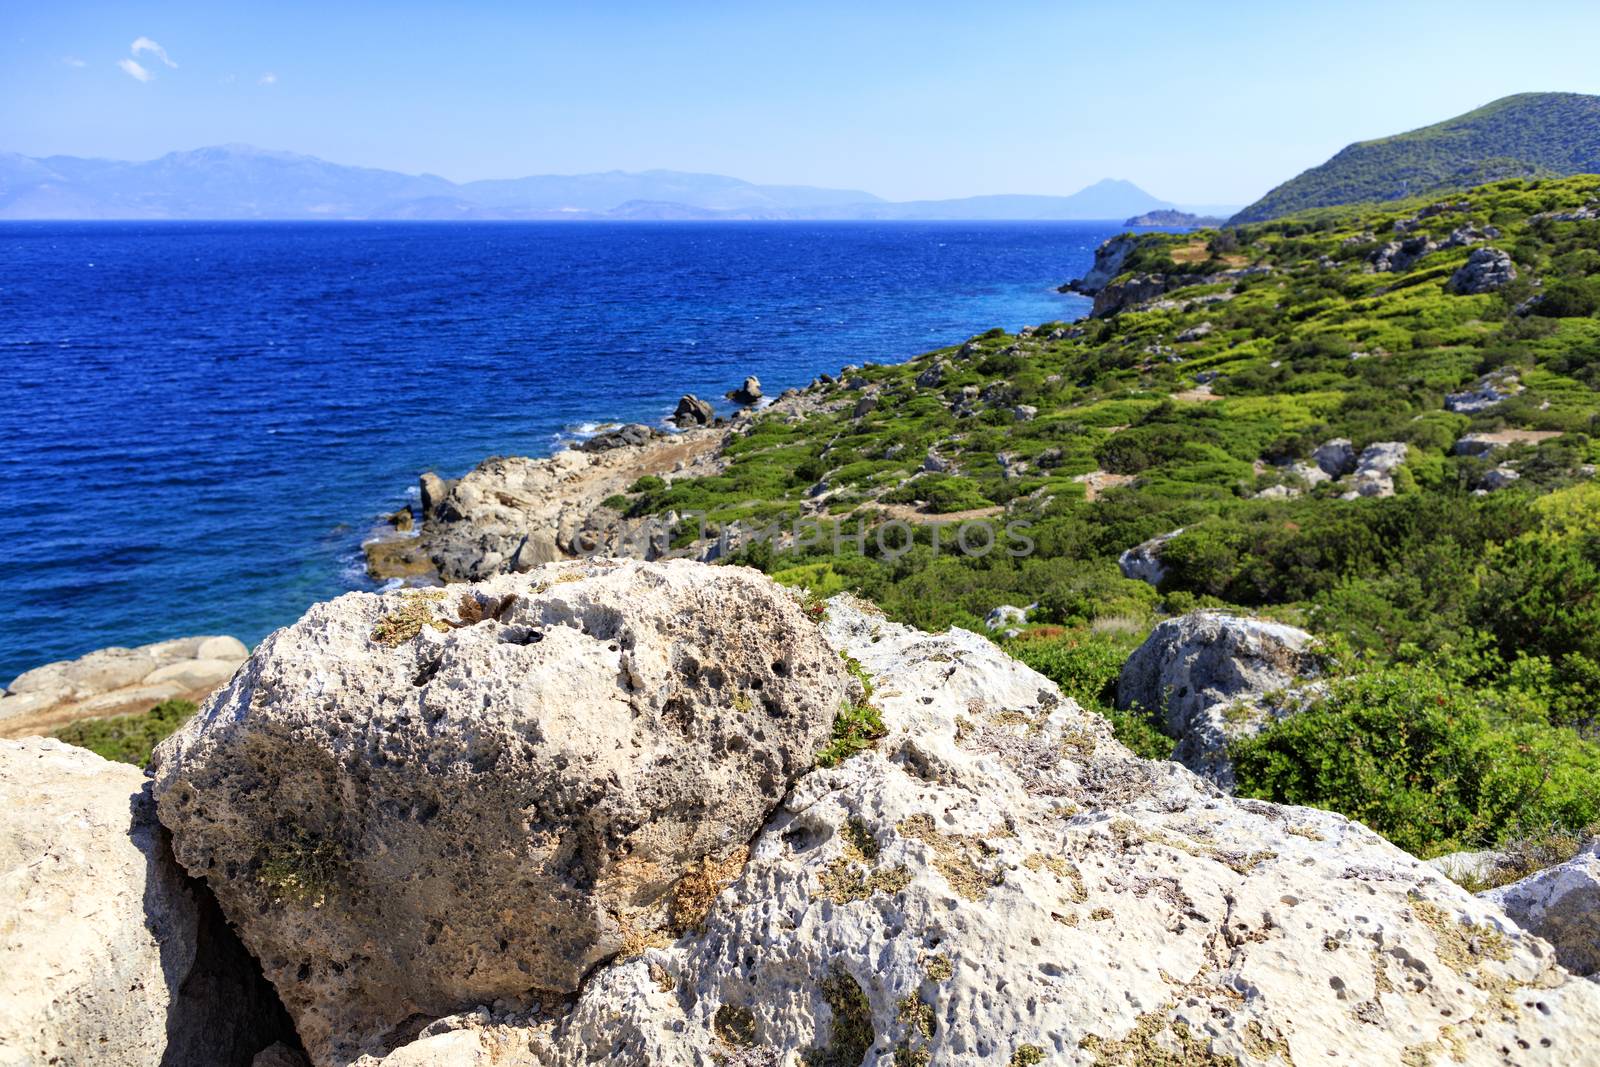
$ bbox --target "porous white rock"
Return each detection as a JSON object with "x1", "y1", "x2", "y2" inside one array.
[
  {"x1": 1485, "y1": 839, "x2": 1600, "y2": 977},
  {"x1": 365, "y1": 597, "x2": 1600, "y2": 1065},
  {"x1": 1117, "y1": 611, "x2": 1318, "y2": 787},
  {"x1": 151, "y1": 559, "x2": 847, "y2": 1067},
  {"x1": 0, "y1": 738, "x2": 289, "y2": 1066}
]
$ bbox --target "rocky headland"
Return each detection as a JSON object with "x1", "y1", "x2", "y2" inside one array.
[
  {"x1": 363, "y1": 384, "x2": 856, "y2": 585},
  {"x1": 6, "y1": 175, "x2": 1600, "y2": 1065}
]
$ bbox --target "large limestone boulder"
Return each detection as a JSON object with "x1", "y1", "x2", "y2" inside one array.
[
  {"x1": 1484, "y1": 838, "x2": 1600, "y2": 977},
  {"x1": 151, "y1": 560, "x2": 847, "y2": 1066},
  {"x1": 1117, "y1": 611, "x2": 1318, "y2": 787},
  {"x1": 671, "y1": 394, "x2": 714, "y2": 427},
  {"x1": 725, "y1": 375, "x2": 763, "y2": 405},
  {"x1": 364, "y1": 598, "x2": 1600, "y2": 1065},
  {"x1": 0, "y1": 737, "x2": 291, "y2": 1065},
  {"x1": 1312, "y1": 437, "x2": 1357, "y2": 478}
]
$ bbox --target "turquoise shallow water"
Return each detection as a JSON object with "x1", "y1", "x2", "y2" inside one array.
[{"x1": 0, "y1": 219, "x2": 1108, "y2": 680}]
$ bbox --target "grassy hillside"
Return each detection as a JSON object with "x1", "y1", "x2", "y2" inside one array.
[
  {"x1": 617, "y1": 174, "x2": 1600, "y2": 860},
  {"x1": 1233, "y1": 93, "x2": 1600, "y2": 223}
]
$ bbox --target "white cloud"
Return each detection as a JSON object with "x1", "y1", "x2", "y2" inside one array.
[
  {"x1": 258, "y1": 71, "x2": 278, "y2": 86},
  {"x1": 118, "y1": 58, "x2": 153, "y2": 82},
  {"x1": 131, "y1": 37, "x2": 177, "y2": 68},
  {"x1": 63, "y1": 56, "x2": 86, "y2": 68}
]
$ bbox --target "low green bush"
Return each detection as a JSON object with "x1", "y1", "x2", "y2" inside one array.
[
  {"x1": 626, "y1": 474, "x2": 667, "y2": 494},
  {"x1": 1007, "y1": 629, "x2": 1173, "y2": 761},
  {"x1": 54, "y1": 699, "x2": 197, "y2": 767},
  {"x1": 1230, "y1": 664, "x2": 1600, "y2": 856}
]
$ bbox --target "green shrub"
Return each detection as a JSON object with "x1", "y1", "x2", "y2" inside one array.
[
  {"x1": 54, "y1": 699, "x2": 198, "y2": 767},
  {"x1": 1007, "y1": 629, "x2": 1173, "y2": 761},
  {"x1": 627, "y1": 475, "x2": 667, "y2": 494},
  {"x1": 1534, "y1": 278, "x2": 1600, "y2": 319},
  {"x1": 880, "y1": 474, "x2": 994, "y2": 514},
  {"x1": 1231, "y1": 664, "x2": 1600, "y2": 856},
  {"x1": 1473, "y1": 531, "x2": 1600, "y2": 665}
]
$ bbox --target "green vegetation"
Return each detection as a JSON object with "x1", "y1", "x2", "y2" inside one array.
[
  {"x1": 818, "y1": 654, "x2": 889, "y2": 767},
  {"x1": 1006, "y1": 629, "x2": 1172, "y2": 760},
  {"x1": 629, "y1": 174, "x2": 1600, "y2": 858},
  {"x1": 1230, "y1": 660, "x2": 1600, "y2": 856},
  {"x1": 54, "y1": 698, "x2": 197, "y2": 766},
  {"x1": 1234, "y1": 93, "x2": 1600, "y2": 222},
  {"x1": 805, "y1": 971, "x2": 875, "y2": 1067}
]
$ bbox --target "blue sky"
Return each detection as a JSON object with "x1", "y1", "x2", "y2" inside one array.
[{"x1": 4, "y1": 1, "x2": 1598, "y2": 204}]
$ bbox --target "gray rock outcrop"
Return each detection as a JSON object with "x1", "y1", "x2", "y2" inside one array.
[
  {"x1": 1449, "y1": 247, "x2": 1518, "y2": 294},
  {"x1": 1340, "y1": 441, "x2": 1410, "y2": 499},
  {"x1": 671, "y1": 394, "x2": 715, "y2": 427},
  {"x1": 1117, "y1": 611, "x2": 1318, "y2": 786},
  {"x1": 1447, "y1": 371, "x2": 1524, "y2": 414},
  {"x1": 1369, "y1": 235, "x2": 1437, "y2": 273},
  {"x1": 1117, "y1": 527, "x2": 1183, "y2": 587},
  {"x1": 1484, "y1": 838, "x2": 1600, "y2": 977},
  {"x1": 0, "y1": 737, "x2": 291, "y2": 1065},
  {"x1": 1312, "y1": 437, "x2": 1357, "y2": 478},
  {"x1": 984, "y1": 603, "x2": 1033, "y2": 637},
  {"x1": 151, "y1": 560, "x2": 847, "y2": 1066},
  {"x1": 578, "y1": 423, "x2": 658, "y2": 452},
  {"x1": 403, "y1": 434, "x2": 725, "y2": 581},
  {"x1": 1063, "y1": 234, "x2": 1136, "y2": 296},
  {"x1": 1478, "y1": 466, "x2": 1522, "y2": 492},
  {"x1": 358, "y1": 596, "x2": 1600, "y2": 1065}
]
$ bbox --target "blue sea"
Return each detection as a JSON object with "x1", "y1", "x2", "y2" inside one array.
[{"x1": 0, "y1": 220, "x2": 1111, "y2": 682}]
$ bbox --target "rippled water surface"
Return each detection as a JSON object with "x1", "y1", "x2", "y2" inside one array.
[{"x1": 0, "y1": 219, "x2": 1112, "y2": 679}]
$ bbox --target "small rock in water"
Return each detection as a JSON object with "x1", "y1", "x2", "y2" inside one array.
[{"x1": 725, "y1": 375, "x2": 762, "y2": 405}]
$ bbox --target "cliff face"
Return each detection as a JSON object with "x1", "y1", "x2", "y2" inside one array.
[{"x1": 1061, "y1": 233, "x2": 1138, "y2": 297}]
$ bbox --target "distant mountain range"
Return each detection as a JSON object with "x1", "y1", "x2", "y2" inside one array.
[
  {"x1": 0, "y1": 145, "x2": 1222, "y2": 221},
  {"x1": 1233, "y1": 92, "x2": 1600, "y2": 223}
]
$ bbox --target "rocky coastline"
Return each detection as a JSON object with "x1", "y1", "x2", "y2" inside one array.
[
  {"x1": 6, "y1": 561, "x2": 1600, "y2": 1065},
  {"x1": 363, "y1": 381, "x2": 856, "y2": 586}
]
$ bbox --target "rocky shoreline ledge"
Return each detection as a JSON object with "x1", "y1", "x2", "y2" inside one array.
[
  {"x1": 364, "y1": 380, "x2": 854, "y2": 585},
  {"x1": 5, "y1": 559, "x2": 1598, "y2": 1065}
]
